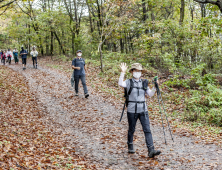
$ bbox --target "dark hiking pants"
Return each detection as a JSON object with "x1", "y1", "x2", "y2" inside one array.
[
  {"x1": 22, "y1": 58, "x2": 27, "y2": 65},
  {"x1": 32, "y1": 57, "x2": 37, "y2": 66},
  {"x1": 14, "y1": 56, "x2": 19, "y2": 63},
  {"x1": 127, "y1": 111, "x2": 154, "y2": 148},
  {"x1": 7, "y1": 57, "x2": 11, "y2": 64},
  {"x1": 74, "y1": 75, "x2": 88, "y2": 94}
]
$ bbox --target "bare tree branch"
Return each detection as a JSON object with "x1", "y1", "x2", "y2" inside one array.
[
  {"x1": 15, "y1": 1, "x2": 31, "y2": 17},
  {"x1": 193, "y1": 0, "x2": 222, "y2": 13},
  {"x1": 0, "y1": 3, "x2": 9, "y2": 15},
  {"x1": 0, "y1": 0, "x2": 16, "y2": 9},
  {"x1": 193, "y1": 0, "x2": 217, "y2": 5}
]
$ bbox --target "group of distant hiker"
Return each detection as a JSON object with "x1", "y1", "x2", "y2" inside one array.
[
  {"x1": 0, "y1": 48, "x2": 15, "y2": 65},
  {"x1": 0, "y1": 46, "x2": 38, "y2": 70}
]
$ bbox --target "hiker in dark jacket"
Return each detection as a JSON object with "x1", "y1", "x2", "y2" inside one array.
[
  {"x1": 118, "y1": 63, "x2": 161, "y2": 158},
  {"x1": 20, "y1": 47, "x2": 27, "y2": 70},
  {"x1": 71, "y1": 50, "x2": 89, "y2": 98}
]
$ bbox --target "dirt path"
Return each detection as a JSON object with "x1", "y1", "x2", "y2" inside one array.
[{"x1": 8, "y1": 63, "x2": 222, "y2": 170}]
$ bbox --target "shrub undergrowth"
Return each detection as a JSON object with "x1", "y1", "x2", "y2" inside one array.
[{"x1": 164, "y1": 64, "x2": 222, "y2": 127}]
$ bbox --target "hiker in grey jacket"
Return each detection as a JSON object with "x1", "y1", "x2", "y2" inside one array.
[{"x1": 118, "y1": 63, "x2": 161, "y2": 158}]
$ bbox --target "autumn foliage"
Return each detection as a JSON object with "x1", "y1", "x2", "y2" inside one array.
[{"x1": 0, "y1": 66, "x2": 89, "y2": 169}]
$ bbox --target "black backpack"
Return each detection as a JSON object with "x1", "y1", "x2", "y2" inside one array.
[{"x1": 119, "y1": 79, "x2": 148, "y2": 122}]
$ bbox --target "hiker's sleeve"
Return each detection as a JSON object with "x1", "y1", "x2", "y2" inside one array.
[
  {"x1": 118, "y1": 72, "x2": 127, "y2": 88},
  {"x1": 72, "y1": 59, "x2": 75, "y2": 66},
  {"x1": 146, "y1": 87, "x2": 156, "y2": 97}
]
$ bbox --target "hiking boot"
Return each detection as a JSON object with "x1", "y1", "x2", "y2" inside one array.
[
  {"x1": 128, "y1": 143, "x2": 135, "y2": 153},
  {"x1": 75, "y1": 93, "x2": 78, "y2": 96},
  {"x1": 33, "y1": 65, "x2": 35, "y2": 68},
  {"x1": 85, "y1": 93, "x2": 89, "y2": 98},
  {"x1": 148, "y1": 146, "x2": 161, "y2": 158},
  {"x1": 23, "y1": 67, "x2": 25, "y2": 70},
  {"x1": 36, "y1": 65, "x2": 37, "y2": 69}
]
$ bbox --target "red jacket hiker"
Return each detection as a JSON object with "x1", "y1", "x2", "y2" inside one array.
[{"x1": 1, "y1": 53, "x2": 6, "y2": 59}]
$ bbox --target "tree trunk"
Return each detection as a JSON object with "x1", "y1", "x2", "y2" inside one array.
[
  {"x1": 73, "y1": 0, "x2": 79, "y2": 35},
  {"x1": 179, "y1": 0, "x2": 185, "y2": 25},
  {"x1": 151, "y1": 5, "x2": 155, "y2": 21},
  {"x1": 86, "y1": 0, "x2": 93, "y2": 33},
  {"x1": 50, "y1": 30, "x2": 53, "y2": 59},
  {"x1": 113, "y1": 42, "x2": 117, "y2": 52},
  {"x1": 99, "y1": 46, "x2": 103, "y2": 72},
  {"x1": 96, "y1": 0, "x2": 102, "y2": 36},
  {"x1": 28, "y1": 24, "x2": 31, "y2": 56},
  {"x1": 72, "y1": 32, "x2": 75, "y2": 55},
  {"x1": 125, "y1": 32, "x2": 128, "y2": 54},
  {"x1": 129, "y1": 33, "x2": 134, "y2": 53},
  {"x1": 200, "y1": 4, "x2": 206, "y2": 18},
  {"x1": 142, "y1": 0, "x2": 148, "y2": 21},
  {"x1": 46, "y1": 34, "x2": 49, "y2": 56},
  {"x1": 120, "y1": 38, "x2": 124, "y2": 53},
  {"x1": 189, "y1": 3, "x2": 194, "y2": 29},
  {"x1": 40, "y1": 43, "x2": 44, "y2": 56},
  {"x1": 53, "y1": 31, "x2": 65, "y2": 54}
]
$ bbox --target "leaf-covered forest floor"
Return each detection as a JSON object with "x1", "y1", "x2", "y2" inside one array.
[
  {"x1": 43, "y1": 56, "x2": 222, "y2": 147},
  {"x1": 1, "y1": 57, "x2": 221, "y2": 169},
  {"x1": 0, "y1": 65, "x2": 91, "y2": 169}
]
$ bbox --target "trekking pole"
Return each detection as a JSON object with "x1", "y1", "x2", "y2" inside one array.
[
  {"x1": 154, "y1": 76, "x2": 174, "y2": 143},
  {"x1": 159, "y1": 91, "x2": 174, "y2": 142},
  {"x1": 119, "y1": 102, "x2": 126, "y2": 122},
  {"x1": 154, "y1": 76, "x2": 167, "y2": 145}
]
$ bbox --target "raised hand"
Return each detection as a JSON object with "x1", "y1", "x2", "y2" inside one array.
[{"x1": 120, "y1": 63, "x2": 128, "y2": 73}]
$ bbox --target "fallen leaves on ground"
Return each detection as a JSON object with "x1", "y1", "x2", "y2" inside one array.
[
  {"x1": 4, "y1": 59, "x2": 222, "y2": 169},
  {"x1": 40, "y1": 56, "x2": 222, "y2": 147},
  {"x1": 0, "y1": 66, "x2": 94, "y2": 169}
]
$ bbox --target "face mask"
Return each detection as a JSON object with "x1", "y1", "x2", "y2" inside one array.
[
  {"x1": 133, "y1": 72, "x2": 141, "y2": 79},
  {"x1": 77, "y1": 53, "x2": 82, "y2": 57}
]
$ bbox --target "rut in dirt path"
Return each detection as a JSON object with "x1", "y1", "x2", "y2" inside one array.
[{"x1": 8, "y1": 63, "x2": 222, "y2": 170}]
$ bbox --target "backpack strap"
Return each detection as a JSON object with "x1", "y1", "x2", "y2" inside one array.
[
  {"x1": 128, "y1": 79, "x2": 148, "y2": 96},
  {"x1": 73, "y1": 58, "x2": 77, "y2": 66},
  {"x1": 128, "y1": 79, "x2": 134, "y2": 96},
  {"x1": 142, "y1": 79, "x2": 149, "y2": 91}
]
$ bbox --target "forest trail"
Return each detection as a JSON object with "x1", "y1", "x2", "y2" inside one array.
[{"x1": 7, "y1": 63, "x2": 222, "y2": 170}]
